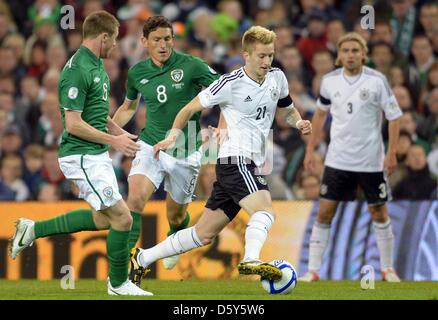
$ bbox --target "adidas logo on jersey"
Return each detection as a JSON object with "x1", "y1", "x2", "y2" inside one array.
[
  {"x1": 244, "y1": 96, "x2": 252, "y2": 102},
  {"x1": 140, "y1": 79, "x2": 149, "y2": 85}
]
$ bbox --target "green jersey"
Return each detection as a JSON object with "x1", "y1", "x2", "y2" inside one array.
[
  {"x1": 126, "y1": 50, "x2": 219, "y2": 158},
  {"x1": 58, "y1": 45, "x2": 111, "y2": 157}
]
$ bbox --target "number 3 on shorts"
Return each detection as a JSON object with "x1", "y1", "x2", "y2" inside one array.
[
  {"x1": 157, "y1": 85, "x2": 167, "y2": 103},
  {"x1": 379, "y1": 183, "x2": 387, "y2": 199}
]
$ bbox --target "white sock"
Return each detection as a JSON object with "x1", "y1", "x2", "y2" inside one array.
[
  {"x1": 373, "y1": 219, "x2": 394, "y2": 270},
  {"x1": 243, "y1": 211, "x2": 274, "y2": 261},
  {"x1": 139, "y1": 226, "x2": 203, "y2": 267},
  {"x1": 308, "y1": 222, "x2": 330, "y2": 272}
]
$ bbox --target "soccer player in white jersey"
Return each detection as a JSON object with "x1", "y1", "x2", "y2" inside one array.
[
  {"x1": 300, "y1": 32, "x2": 402, "y2": 282},
  {"x1": 129, "y1": 26, "x2": 312, "y2": 280}
]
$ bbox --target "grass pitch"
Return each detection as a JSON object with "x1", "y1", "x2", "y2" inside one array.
[{"x1": 0, "y1": 279, "x2": 436, "y2": 300}]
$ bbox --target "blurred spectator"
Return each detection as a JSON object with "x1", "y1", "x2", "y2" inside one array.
[
  {"x1": 278, "y1": 45, "x2": 311, "y2": 85},
  {"x1": 371, "y1": 21, "x2": 393, "y2": 46},
  {"x1": 418, "y1": 2, "x2": 438, "y2": 36},
  {"x1": 104, "y1": 58, "x2": 125, "y2": 105},
  {"x1": 298, "y1": 9, "x2": 327, "y2": 66},
  {"x1": 0, "y1": 153, "x2": 30, "y2": 201},
  {"x1": 46, "y1": 44, "x2": 67, "y2": 71},
  {"x1": 389, "y1": 65, "x2": 407, "y2": 87},
  {"x1": 0, "y1": 108, "x2": 8, "y2": 136},
  {"x1": 41, "y1": 68, "x2": 59, "y2": 96},
  {"x1": 217, "y1": 0, "x2": 252, "y2": 36},
  {"x1": 273, "y1": 24, "x2": 295, "y2": 52},
  {"x1": 3, "y1": 33, "x2": 26, "y2": 65},
  {"x1": 407, "y1": 34, "x2": 435, "y2": 103},
  {"x1": 26, "y1": 39, "x2": 48, "y2": 80},
  {"x1": 37, "y1": 182, "x2": 61, "y2": 201},
  {"x1": 390, "y1": 0, "x2": 417, "y2": 58},
  {"x1": 27, "y1": 0, "x2": 61, "y2": 30},
  {"x1": 418, "y1": 87, "x2": 438, "y2": 146},
  {"x1": 37, "y1": 94, "x2": 62, "y2": 145},
  {"x1": 325, "y1": 18, "x2": 345, "y2": 56},
  {"x1": 0, "y1": 12, "x2": 15, "y2": 46},
  {"x1": 195, "y1": 163, "x2": 216, "y2": 200},
  {"x1": 293, "y1": 171, "x2": 320, "y2": 200},
  {"x1": 399, "y1": 111, "x2": 430, "y2": 154},
  {"x1": 370, "y1": 42, "x2": 394, "y2": 78},
  {"x1": 39, "y1": 145, "x2": 68, "y2": 194},
  {"x1": 0, "y1": 46, "x2": 27, "y2": 86},
  {"x1": 288, "y1": 78, "x2": 317, "y2": 116},
  {"x1": 311, "y1": 49, "x2": 334, "y2": 79},
  {"x1": 393, "y1": 144, "x2": 436, "y2": 200},
  {"x1": 17, "y1": 75, "x2": 43, "y2": 138},
  {"x1": 0, "y1": 125, "x2": 23, "y2": 158},
  {"x1": 22, "y1": 143, "x2": 44, "y2": 199},
  {"x1": 119, "y1": 13, "x2": 148, "y2": 68},
  {"x1": 65, "y1": 28, "x2": 82, "y2": 57}
]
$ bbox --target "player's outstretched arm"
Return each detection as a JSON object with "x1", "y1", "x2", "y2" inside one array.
[
  {"x1": 153, "y1": 96, "x2": 204, "y2": 159},
  {"x1": 65, "y1": 110, "x2": 140, "y2": 157},
  {"x1": 384, "y1": 118, "x2": 401, "y2": 176},
  {"x1": 304, "y1": 108, "x2": 327, "y2": 173},
  {"x1": 112, "y1": 98, "x2": 140, "y2": 128}
]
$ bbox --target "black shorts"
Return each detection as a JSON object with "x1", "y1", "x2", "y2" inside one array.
[
  {"x1": 205, "y1": 156, "x2": 270, "y2": 220},
  {"x1": 320, "y1": 166, "x2": 389, "y2": 205}
]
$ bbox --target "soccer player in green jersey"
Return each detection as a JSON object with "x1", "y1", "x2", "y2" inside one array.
[
  {"x1": 9, "y1": 11, "x2": 152, "y2": 296},
  {"x1": 112, "y1": 16, "x2": 220, "y2": 283}
]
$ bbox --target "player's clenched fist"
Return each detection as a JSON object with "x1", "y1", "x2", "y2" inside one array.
[{"x1": 297, "y1": 120, "x2": 312, "y2": 135}]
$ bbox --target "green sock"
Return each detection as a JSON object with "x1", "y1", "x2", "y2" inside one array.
[
  {"x1": 34, "y1": 209, "x2": 97, "y2": 238},
  {"x1": 128, "y1": 211, "x2": 142, "y2": 250},
  {"x1": 167, "y1": 212, "x2": 190, "y2": 236},
  {"x1": 107, "y1": 228, "x2": 130, "y2": 288}
]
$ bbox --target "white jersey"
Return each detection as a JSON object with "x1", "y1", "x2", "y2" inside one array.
[
  {"x1": 317, "y1": 66, "x2": 402, "y2": 172},
  {"x1": 198, "y1": 67, "x2": 292, "y2": 166}
]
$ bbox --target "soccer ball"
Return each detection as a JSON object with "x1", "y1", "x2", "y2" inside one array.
[{"x1": 261, "y1": 259, "x2": 297, "y2": 294}]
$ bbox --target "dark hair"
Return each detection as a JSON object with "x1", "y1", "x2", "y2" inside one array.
[
  {"x1": 83, "y1": 10, "x2": 119, "y2": 39},
  {"x1": 142, "y1": 15, "x2": 173, "y2": 38}
]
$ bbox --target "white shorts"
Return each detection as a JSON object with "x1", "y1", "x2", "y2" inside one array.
[
  {"x1": 58, "y1": 152, "x2": 122, "y2": 211},
  {"x1": 129, "y1": 141, "x2": 202, "y2": 204}
]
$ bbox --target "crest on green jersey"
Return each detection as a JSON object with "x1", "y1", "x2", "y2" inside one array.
[{"x1": 171, "y1": 69, "x2": 184, "y2": 82}]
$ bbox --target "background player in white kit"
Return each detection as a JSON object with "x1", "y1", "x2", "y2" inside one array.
[
  {"x1": 300, "y1": 33, "x2": 402, "y2": 282},
  {"x1": 129, "y1": 26, "x2": 312, "y2": 280}
]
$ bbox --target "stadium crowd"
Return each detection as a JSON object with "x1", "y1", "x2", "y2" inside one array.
[{"x1": 0, "y1": 0, "x2": 437, "y2": 202}]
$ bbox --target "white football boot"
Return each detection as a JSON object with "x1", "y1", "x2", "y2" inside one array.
[
  {"x1": 107, "y1": 279, "x2": 153, "y2": 296},
  {"x1": 10, "y1": 218, "x2": 35, "y2": 259},
  {"x1": 382, "y1": 268, "x2": 401, "y2": 282}
]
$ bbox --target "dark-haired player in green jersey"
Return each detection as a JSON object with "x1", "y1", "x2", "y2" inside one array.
[
  {"x1": 112, "y1": 16, "x2": 220, "y2": 285},
  {"x1": 10, "y1": 11, "x2": 152, "y2": 296}
]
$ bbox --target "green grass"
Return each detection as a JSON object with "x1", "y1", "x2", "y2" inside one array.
[{"x1": 0, "y1": 279, "x2": 437, "y2": 300}]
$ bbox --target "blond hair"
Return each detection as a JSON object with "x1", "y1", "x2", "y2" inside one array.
[
  {"x1": 335, "y1": 32, "x2": 369, "y2": 66},
  {"x1": 242, "y1": 26, "x2": 276, "y2": 53}
]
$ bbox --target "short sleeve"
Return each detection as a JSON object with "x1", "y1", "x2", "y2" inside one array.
[
  {"x1": 316, "y1": 77, "x2": 331, "y2": 111},
  {"x1": 192, "y1": 57, "x2": 220, "y2": 87},
  {"x1": 279, "y1": 71, "x2": 289, "y2": 99},
  {"x1": 198, "y1": 74, "x2": 233, "y2": 108},
  {"x1": 59, "y1": 67, "x2": 89, "y2": 111},
  {"x1": 379, "y1": 77, "x2": 403, "y2": 121},
  {"x1": 277, "y1": 70, "x2": 294, "y2": 108},
  {"x1": 125, "y1": 68, "x2": 139, "y2": 101}
]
